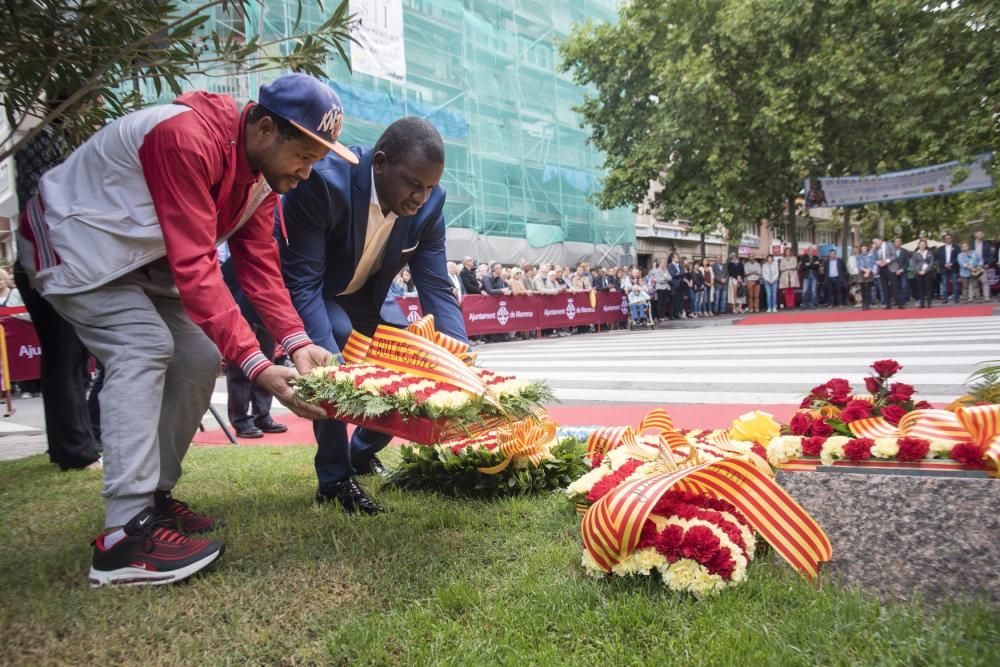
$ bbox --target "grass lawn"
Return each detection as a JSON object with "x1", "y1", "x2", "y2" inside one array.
[{"x1": 1, "y1": 444, "x2": 997, "y2": 666}]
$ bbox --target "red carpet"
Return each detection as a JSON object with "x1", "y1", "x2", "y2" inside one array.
[
  {"x1": 736, "y1": 304, "x2": 994, "y2": 326},
  {"x1": 193, "y1": 403, "x2": 800, "y2": 446}
]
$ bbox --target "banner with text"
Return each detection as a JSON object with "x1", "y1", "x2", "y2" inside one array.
[
  {"x1": 461, "y1": 294, "x2": 540, "y2": 336},
  {"x1": 1, "y1": 316, "x2": 41, "y2": 382},
  {"x1": 804, "y1": 152, "x2": 994, "y2": 209},
  {"x1": 349, "y1": 0, "x2": 407, "y2": 83}
]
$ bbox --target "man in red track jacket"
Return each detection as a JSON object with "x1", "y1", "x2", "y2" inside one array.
[{"x1": 17, "y1": 74, "x2": 352, "y2": 587}]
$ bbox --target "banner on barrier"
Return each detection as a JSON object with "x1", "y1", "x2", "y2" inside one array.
[
  {"x1": 461, "y1": 294, "x2": 540, "y2": 336},
  {"x1": 0, "y1": 317, "x2": 41, "y2": 382},
  {"x1": 397, "y1": 291, "x2": 628, "y2": 337}
]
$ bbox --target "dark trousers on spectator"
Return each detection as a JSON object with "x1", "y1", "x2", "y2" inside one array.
[
  {"x1": 827, "y1": 277, "x2": 843, "y2": 306},
  {"x1": 860, "y1": 281, "x2": 873, "y2": 309},
  {"x1": 655, "y1": 289, "x2": 670, "y2": 319},
  {"x1": 13, "y1": 263, "x2": 101, "y2": 469},
  {"x1": 880, "y1": 272, "x2": 900, "y2": 308},
  {"x1": 226, "y1": 324, "x2": 277, "y2": 431},
  {"x1": 670, "y1": 284, "x2": 683, "y2": 319},
  {"x1": 939, "y1": 270, "x2": 959, "y2": 302},
  {"x1": 915, "y1": 273, "x2": 935, "y2": 305}
]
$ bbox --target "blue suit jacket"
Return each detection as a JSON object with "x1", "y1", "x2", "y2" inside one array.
[{"x1": 279, "y1": 146, "x2": 467, "y2": 355}]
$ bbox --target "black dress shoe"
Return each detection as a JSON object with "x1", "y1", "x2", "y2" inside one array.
[
  {"x1": 315, "y1": 476, "x2": 385, "y2": 515},
  {"x1": 255, "y1": 419, "x2": 288, "y2": 434},
  {"x1": 235, "y1": 425, "x2": 264, "y2": 439},
  {"x1": 353, "y1": 455, "x2": 390, "y2": 478}
]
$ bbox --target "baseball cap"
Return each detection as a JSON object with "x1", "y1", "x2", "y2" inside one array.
[{"x1": 258, "y1": 73, "x2": 358, "y2": 165}]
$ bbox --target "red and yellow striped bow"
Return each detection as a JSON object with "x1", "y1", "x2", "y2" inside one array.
[
  {"x1": 478, "y1": 417, "x2": 557, "y2": 474},
  {"x1": 582, "y1": 458, "x2": 832, "y2": 579},
  {"x1": 341, "y1": 315, "x2": 484, "y2": 397},
  {"x1": 850, "y1": 405, "x2": 1000, "y2": 473},
  {"x1": 585, "y1": 409, "x2": 675, "y2": 459},
  {"x1": 342, "y1": 315, "x2": 474, "y2": 366}
]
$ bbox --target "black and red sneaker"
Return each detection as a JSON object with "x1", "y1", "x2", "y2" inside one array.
[
  {"x1": 89, "y1": 507, "x2": 224, "y2": 587},
  {"x1": 154, "y1": 490, "x2": 221, "y2": 533}
]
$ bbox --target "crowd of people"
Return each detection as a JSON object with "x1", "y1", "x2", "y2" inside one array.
[{"x1": 389, "y1": 231, "x2": 998, "y2": 332}]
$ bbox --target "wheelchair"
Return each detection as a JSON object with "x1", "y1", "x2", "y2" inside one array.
[{"x1": 627, "y1": 301, "x2": 655, "y2": 330}]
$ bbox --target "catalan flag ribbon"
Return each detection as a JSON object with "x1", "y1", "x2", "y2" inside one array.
[
  {"x1": 581, "y1": 458, "x2": 832, "y2": 579},
  {"x1": 341, "y1": 315, "x2": 474, "y2": 365},
  {"x1": 849, "y1": 405, "x2": 1000, "y2": 473},
  {"x1": 478, "y1": 418, "x2": 557, "y2": 474},
  {"x1": 340, "y1": 315, "x2": 485, "y2": 397},
  {"x1": 585, "y1": 409, "x2": 674, "y2": 458}
]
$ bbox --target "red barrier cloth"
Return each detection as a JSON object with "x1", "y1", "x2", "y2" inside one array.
[
  {"x1": 458, "y1": 294, "x2": 540, "y2": 336},
  {"x1": 0, "y1": 316, "x2": 42, "y2": 382},
  {"x1": 397, "y1": 292, "x2": 629, "y2": 337},
  {"x1": 595, "y1": 290, "x2": 629, "y2": 324},
  {"x1": 396, "y1": 296, "x2": 424, "y2": 324},
  {"x1": 537, "y1": 292, "x2": 599, "y2": 329}
]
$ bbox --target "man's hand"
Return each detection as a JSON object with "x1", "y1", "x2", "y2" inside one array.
[
  {"x1": 255, "y1": 364, "x2": 328, "y2": 420},
  {"x1": 290, "y1": 343, "x2": 334, "y2": 376}
]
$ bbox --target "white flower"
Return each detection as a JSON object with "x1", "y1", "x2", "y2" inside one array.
[
  {"x1": 611, "y1": 548, "x2": 666, "y2": 576},
  {"x1": 581, "y1": 550, "x2": 606, "y2": 578},
  {"x1": 928, "y1": 439, "x2": 955, "y2": 459},
  {"x1": 766, "y1": 435, "x2": 803, "y2": 466},
  {"x1": 606, "y1": 448, "x2": 641, "y2": 470},
  {"x1": 426, "y1": 390, "x2": 471, "y2": 412},
  {"x1": 871, "y1": 437, "x2": 900, "y2": 459},
  {"x1": 565, "y1": 465, "x2": 612, "y2": 499},
  {"x1": 820, "y1": 436, "x2": 850, "y2": 466}
]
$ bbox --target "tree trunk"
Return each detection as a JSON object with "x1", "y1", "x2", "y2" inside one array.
[
  {"x1": 787, "y1": 196, "x2": 798, "y2": 255},
  {"x1": 841, "y1": 207, "x2": 851, "y2": 260}
]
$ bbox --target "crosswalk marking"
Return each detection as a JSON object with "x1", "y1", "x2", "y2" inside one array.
[{"x1": 472, "y1": 316, "x2": 998, "y2": 405}]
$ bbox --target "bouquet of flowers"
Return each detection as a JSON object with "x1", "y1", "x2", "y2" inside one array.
[
  {"x1": 384, "y1": 416, "x2": 588, "y2": 498},
  {"x1": 793, "y1": 359, "x2": 931, "y2": 436},
  {"x1": 567, "y1": 409, "x2": 831, "y2": 597},
  {"x1": 769, "y1": 359, "x2": 999, "y2": 473},
  {"x1": 291, "y1": 316, "x2": 553, "y2": 443},
  {"x1": 581, "y1": 489, "x2": 757, "y2": 599}
]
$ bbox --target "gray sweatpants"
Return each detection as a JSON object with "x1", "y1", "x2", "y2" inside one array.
[{"x1": 43, "y1": 259, "x2": 220, "y2": 527}]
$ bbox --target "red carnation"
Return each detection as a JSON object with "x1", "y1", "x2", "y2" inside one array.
[
  {"x1": 451, "y1": 443, "x2": 468, "y2": 455},
  {"x1": 789, "y1": 413, "x2": 814, "y2": 436},
  {"x1": 809, "y1": 420, "x2": 834, "y2": 438},
  {"x1": 586, "y1": 459, "x2": 644, "y2": 503},
  {"x1": 590, "y1": 452, "x2": 605, "y2": 469},
  {"x1": 809, "y1": 384, "x2": 830, "y2": 400},
  {"x1": 950, "y1": 442, "x2": 987, "y2": 468},
  {"x1": 844, "y1": 438, "x2": 874, "y2": 462},
  {"x1": 840, "y1": 400, "x2": 873, "y2": 423},
  {"x1": 914, "y1": 400, "x2": 934, "y2": 410},
  {"x1": 871, "y1": 359, "x2": 902, "y2": 378},
  {"x1": 705, "y1": 550, "x2": 736, "y2": 578},
  {"x1": 888, "y1": 382, "x2": 915, "y2": 400},
  {"x1": 679, "y1": 525, "x2": 721, "y2": 563},
  {"x1": 654, "y1": 524, "x2": 685, "y2": 562},
  {"x1": 637, "y1": 520, "x2": 660, "y2": 549},
  {"x1": 879, "y1": 404, "x2": 907, "y2": 426},
  {"x1": 799, "y1": 397, "x2": 814, "y2": 409},
  {"x1": 801, "y1": 436, "x2": 827, "y2": 456},
  {"x1": 825, "y1": 378, "x2": 851, "y2": 394},
  {"x1": 829, "y1": 391, "x2": 851, "y2": 407},
  {"x1": 896, "y1": 437, "x2": 930, "y2": 462},
  {"x1": 864, "y1": 376, "x2": 883, "y2": 395}
]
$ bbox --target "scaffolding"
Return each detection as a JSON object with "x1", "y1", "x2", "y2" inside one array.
[{"x1": 156, "y1": 0, "x2": 634, "y2": 256}]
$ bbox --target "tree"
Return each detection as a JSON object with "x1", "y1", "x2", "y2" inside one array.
[
  {"x1": 559, "y1": 0, "x2": 999, "y2": 243},
  {"x1": 0, "y1": 0, "x2": 355, "y2": 162}
]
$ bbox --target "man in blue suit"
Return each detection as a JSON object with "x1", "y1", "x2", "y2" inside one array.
[{"x1": 280, "y1": 117, "x2": 468, "y2": 514}]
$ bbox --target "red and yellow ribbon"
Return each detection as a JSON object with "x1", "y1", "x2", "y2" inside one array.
[
  {"x1": 340, "y1": 315, "x2": 484, "y2": 397},
  {"x1": 478, "y1": 417, "x2": 557, "y2": 474},
  {"x1": 850, "y1": 405, "x2": 1000, "y2": 472},
  {"x1": 581, "y1": 458, "x2": 832, "y2": 579},
  {"x1": 585, "y1": 409, "x2": 674, "y2": 458},
  {"x1": 342, "y1": 314, "x2": 474, "y2": 366}
]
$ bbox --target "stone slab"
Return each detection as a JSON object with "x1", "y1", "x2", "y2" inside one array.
[{"x1": 777, "y1": 470, "x2": 999, "y2": 604}]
